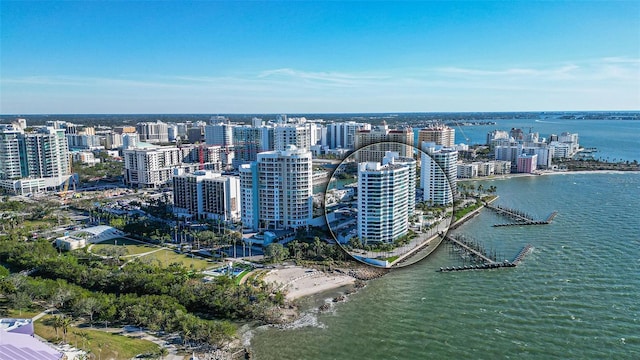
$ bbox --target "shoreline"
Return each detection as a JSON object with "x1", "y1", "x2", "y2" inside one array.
[
  {"x1": 263, "y1": 266, "x2": 356, "y2": 301},
  {"x1": 459, "y1": 169, "x2": 639, "y2": 182},
  {"x1": 261, "y1": 169, "x2": 639, "y2": 323}
]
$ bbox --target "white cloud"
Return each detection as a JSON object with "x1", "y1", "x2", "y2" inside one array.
[{"x1": 1, "y1": 57, "x2": 638, "y2": 113}]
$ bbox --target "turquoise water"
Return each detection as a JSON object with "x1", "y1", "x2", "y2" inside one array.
[{"x1": 250, "y1": 172, "x2": 640, "y2": 359}]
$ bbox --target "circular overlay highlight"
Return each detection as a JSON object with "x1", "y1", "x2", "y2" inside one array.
[{"x1": 323, "y1": 142, "x2": 455, "y2": 268}]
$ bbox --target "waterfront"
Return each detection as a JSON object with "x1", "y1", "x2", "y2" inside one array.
[
  {"x1": 414, "y1": 118, "x2": 639, "y2": 163},
  {"x1": 250, "y1": 172, "x2": 640, "y2": 359}
]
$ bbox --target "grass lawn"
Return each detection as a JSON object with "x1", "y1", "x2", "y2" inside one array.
[
  {"x1": 454, "y1": 202, "x2": 483, "y2": 222},
  {"x1": 23, "y1": 220, "x2": 57, "y2": 232},
  {"x1": 141, "y1": 249, "x2": 213, "y2": 270},
  {"x1": 93, "y1": 238, "x2": 157, "y2": 256},
  {"x1": 234, "y1": 270, "x2": 251, "y2": 285},
  {"x1": 35, "y1": 315, "x2": 159, "y2": 359},
  {"x1": 95, "y1": 237, "x2": 145, "y2": 246},
  {"x1": 7, "y1": 308, "x2": 41, "y2": 319}
]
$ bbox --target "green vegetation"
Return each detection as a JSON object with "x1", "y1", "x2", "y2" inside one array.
[
  {"x1": 0, "y1": 227, "x2": 285, "y2": 351},
  {"x1": 234, "y1": 270, "x2": 251, "y2": 285},
  {"x1": 145, "y1": 249, "x2": 213, "y2": 270},
  {"x1": 264, "y1": 243, "x2": 287, "y2": 263},
  {"x1": 73, "y1": 159, "x2": 124, "y2": 183},
  {"x1": 346, "y1": 230, "x2": 417, "y2": 252},
  {"x1": 36, "y1": 315, "x2": 159, "y2": 359},
  {"x1": 92, "y1": 238, "x2": 155, "y2": 256},
  {"x1": 454, "y1": 201, "x2": 483, "y2": 222},
  {"x1": 286, "y1": 235, "x2": 349, "y2": 263},
  {"x1": 0, "y1": 199, "x2": 72, "y2": 238}
]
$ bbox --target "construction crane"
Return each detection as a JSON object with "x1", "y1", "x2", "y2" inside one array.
[
  {"x1": 58, "y1": 175, "x2": 75, "y2": 203},
  {"x1": 199, "y1": 144, "x2": 205, "y2": 170}
]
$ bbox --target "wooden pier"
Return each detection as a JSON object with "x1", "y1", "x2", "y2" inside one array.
[
  {"x1": 444, "y1": 234, "x2": 495, "y2": 264},
  {"x1": 486, "y1": 203, "x2": 558, "y2": 227},
  {"x1": 511, "y1": 244, "x2": 533, "y2": 265},
  {"x1": 440, "y1": 236, "x2": 534, "y2": 272}
]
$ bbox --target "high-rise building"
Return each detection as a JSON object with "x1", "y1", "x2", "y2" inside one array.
[
  {"x1": 421, "y1": 142, "x2": 457, "y2": 205},
  {"x1": 0, "y1": 124, "x2": 71, "y2": 194},
  {"x1": 187, "y1": 127, "x2": 204, "y2": 144},
  {"x1": 232, "y1": 126, "x2": 267, "y2": 167},
  {"x1": 357, "y1": 152, "x2": 416, "y2": 244},
  {"x1": 113, "y1": 126, "x2": 137, "y2": 135},
  {"x1": 274, "y1": 124, "x2": 311, "y2": 151},
  {"x1": 205, "y1": 122, "x2": 234, "y2": 147},
  {"x1": 326, "y1": 121, "x2": 370, "y2": 150},
  {"x1": 123, "y1": 145, "x2": 222, "y2": 188},
  {"x1": 418, "y1": 126, "x2": 455, "y2": 147},
  {"x1": 517, "y1": 154, "x2": 538, "y2": 173},
  {"x1": 122, "y1": 133, "x2": 139, "y2": 150},
  {"x1": 239, "y1": 145, "x2": 312, "y2": 231},
  {"x1": 0, "y1": 124, "x2": 25, "y2": 180},
  {"x1": 66, "y1": 134, "x2": 102, "y2": 150},
  {"x1": 354, "y1": 121, "x2": 413, "y2": 162},
  {"x1": 136, "y1": 121, "x2": 169, "y2": 143},
  {"x1": 172, "y1": 169, "x2": 240, "y2": 222}
]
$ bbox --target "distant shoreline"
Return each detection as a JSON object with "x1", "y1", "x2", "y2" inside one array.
[{"x1": 459, "y1": 169, "x2": 639, "y2": 182}]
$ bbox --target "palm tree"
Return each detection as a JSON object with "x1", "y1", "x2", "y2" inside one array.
[
  {"x1": 158, "y1": 347, "x2": 169, "y2": 360},
  {"x1": 52, "y1": 315, "x2": 63, "y2": 340},
  {"x1": 62, "y1": 316, "x2": 72, "y2": 343},
  {"x1": 313, "y1": 237, "x2": 323, "y2": 258},
  {"x1": 78, "y1": 331, "x2": 90, "y2": 350},
  {"x1": 289, "y1": 240, "x2": 300, "y2": 260}
]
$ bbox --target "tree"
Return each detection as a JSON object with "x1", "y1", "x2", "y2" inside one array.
[
  {"x1": 53, "y1": 287, "x2": 73, "y2": 310},
  {"x1": 158, "y1": 347, "x2": 169, "y2": 360},
  {"x1": 288, "y1": 240, "x2": 301, "y2": 260},
  {"x1": 78, "y1": 297, "x2": 101, "y2": 327},
  {"x1": 313, "y1": 237, "x2": 324, "y2": 258},
  {"x1": 109, "y1": 217, "x2": 126, "y2": 230},
  {"x1": 62, "y1": 316, "x2": 72, "y2": 343},
  {"x1": 9, "y1": 291, "x2": 32, "y2": 316},
  {"x1": 264, "y1": 243, "x2": 286, "y2": 263},
  {"x1": 52, "y1": 315, "x2": 63, "y2": 340},
  {"x1": 77, "y1": 330, "x2": 90, "y2": 349}
]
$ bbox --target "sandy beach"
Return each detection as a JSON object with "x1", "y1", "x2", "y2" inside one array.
[{"x1": 263, "y1": 266, "x2": 355, "y2": 300}]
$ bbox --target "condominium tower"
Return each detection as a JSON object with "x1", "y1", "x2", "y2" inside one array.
[
  {"x1": 0, "y1": 124, "x2": 71, "y2": 195},
  {"x1": 418, "y1": 126, "x2": 455, "y2": 147},
  {"x1": 354, "y1": 121, "x2": 413, "y2": 162},
  {"x1": 172, "y1": 169, "x2": 240, "y2": 222},
  {"x1": 239, "y1": 145, "x2": 312, "y2": 231},
  {"x1": 420, "y1": 142, "x2": 458, "y2": 205},
  {"x1": 357, "y1": 152, "x2": 416, "y2": 244}
]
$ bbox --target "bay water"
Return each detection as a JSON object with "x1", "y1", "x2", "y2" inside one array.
[
  {"x1": 418, "y1": 118, "x2": 640, "y2": 163},
  {"x1": 250, "y1": 172, "x2": 640, "y2": 359}
]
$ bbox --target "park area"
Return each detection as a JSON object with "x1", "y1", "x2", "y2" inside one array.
[
  {"x1": 34, "y1": 315, "x2": 160, "y2": 359},
  {"x1": 91, "y1": 238, "x2": 217, "y2": 270}
]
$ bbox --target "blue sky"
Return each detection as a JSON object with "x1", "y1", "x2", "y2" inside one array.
[{"x1": 1, "y1": 1, "x2": 639, "y2": 114}]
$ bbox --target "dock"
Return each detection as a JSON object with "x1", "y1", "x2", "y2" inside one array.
[
  {"x1": 444, "y1": 234, "x2": 495, "y2": 264},
  {"x1": 440, "y1": 235, "x2": 533, "y2": 272},
  {"x1": 484, "y1": 203, "x2": 536, "y2": 223},
  {"x1": 511, "y1": 244, "x2": 533, "y2": 265},
  {"x1": 486, "y1": 203, "x2": 558, "y2": 227}
]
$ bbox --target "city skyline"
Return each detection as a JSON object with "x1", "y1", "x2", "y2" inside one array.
[{"x1": 1, "y1": 1, "x2": 639, "y2": 114}]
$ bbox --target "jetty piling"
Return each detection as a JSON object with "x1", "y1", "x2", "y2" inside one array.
[
  {"x1": 485, "y1": 203, "x2": 558, "y2": 227},
  {"x1": 440, "y1": 235, "x2": 533, "y2": 272}
]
